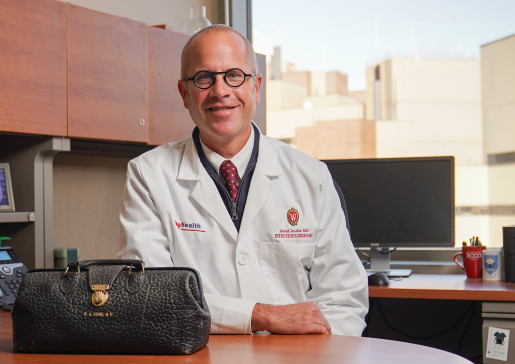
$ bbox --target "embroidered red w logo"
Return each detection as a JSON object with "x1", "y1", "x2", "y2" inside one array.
[{"x1": 175, "y1": 221, "x2": 181, "y2": 229}]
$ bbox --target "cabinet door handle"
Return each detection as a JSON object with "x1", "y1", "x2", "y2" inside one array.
[{"x1": 139, "y1": 119, "x2": 145, "y2": 126}]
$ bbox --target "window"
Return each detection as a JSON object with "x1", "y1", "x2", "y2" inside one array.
[{"x1": 253, "y1": 0, "x2": 515, "y2": 247}]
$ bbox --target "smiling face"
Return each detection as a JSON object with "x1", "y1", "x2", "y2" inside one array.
[{"x1": 178, "y1": 30, "x2": 262, "y2": 156}]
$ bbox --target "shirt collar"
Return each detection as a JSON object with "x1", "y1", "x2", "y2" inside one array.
[{"x1": 200, "y1": 126, "x2": 255, "y2": 177}]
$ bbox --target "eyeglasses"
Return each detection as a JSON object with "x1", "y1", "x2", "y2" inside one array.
[{"x1": 185, "y1": 68, "x2": 255, "y2": 89}]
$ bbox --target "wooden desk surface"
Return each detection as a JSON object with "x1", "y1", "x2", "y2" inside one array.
[
  {"x1": 0, "y1": 311, "x2": 470, "y2": 364},
  {"x1": 369, "y1": 274, "x2": 515, "y2": 301}
]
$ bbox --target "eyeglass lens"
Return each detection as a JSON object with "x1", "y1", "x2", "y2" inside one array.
[{"x1": 194, "y1": 69, "x2": 246, "y2": 88}]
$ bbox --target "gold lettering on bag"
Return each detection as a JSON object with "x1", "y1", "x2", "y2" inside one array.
[{"x1": 83, "y1": 312, "x2": 113, "y2": 317}]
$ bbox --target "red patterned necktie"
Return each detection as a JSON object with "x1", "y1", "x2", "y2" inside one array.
[{"x1": 219, "y1": 160, "x2": 238, "y2": 203}]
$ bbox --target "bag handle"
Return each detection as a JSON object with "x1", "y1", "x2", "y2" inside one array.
[{"x1": 67, "y1": 259, "x2": 145, "y2": 269}]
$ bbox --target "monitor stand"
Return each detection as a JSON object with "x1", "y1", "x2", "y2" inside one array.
[{"x1": 366, "y1": 248, "x2": 412, "y2": 278}]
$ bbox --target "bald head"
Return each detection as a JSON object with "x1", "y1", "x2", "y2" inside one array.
[{"x1": 180, "y1": 25, "x2": 258, "y2": 80}]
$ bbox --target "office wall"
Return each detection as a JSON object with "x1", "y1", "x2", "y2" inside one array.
[
  {"x1": 66, "y1": 0, "x2": 218, "y2": 31},
  {"x1": 53, "y1": 154, "x2": 131, "y2": 260}
]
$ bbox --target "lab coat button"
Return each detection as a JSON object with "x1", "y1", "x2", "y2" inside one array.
[{"x1": 238, "y1": 255, "x2": 247, "y2": 265}]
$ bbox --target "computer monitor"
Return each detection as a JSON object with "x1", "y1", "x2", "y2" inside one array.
[{"x1": 323, "y1": 156, "x2": 455, "y2": 277}]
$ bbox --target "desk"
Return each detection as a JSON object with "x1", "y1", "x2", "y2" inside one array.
[
  {"x1": 368, "y1": 274, "x2": 515, "y2": 300},
  {"x1": 0, "y1": 311, "x2": 470, "y2": 364},
  {"x1": 368, "y1": 274, "x2": 515, "y2": 364}
]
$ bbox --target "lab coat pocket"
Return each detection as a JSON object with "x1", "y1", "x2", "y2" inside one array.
[{"x1": 259, "y1": 242, "x2": 315, "y2": 305}]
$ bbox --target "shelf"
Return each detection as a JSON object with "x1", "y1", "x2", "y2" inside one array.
[{"x1": 0, "y1": 212, "x2": 35, "y2": 223}]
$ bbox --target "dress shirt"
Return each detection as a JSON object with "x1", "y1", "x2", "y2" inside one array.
[{"x1": 200, "y1": 127, "x2": 255, "y2": 186}]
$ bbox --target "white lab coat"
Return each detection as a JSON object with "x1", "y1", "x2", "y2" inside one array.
[{"x1": 117, "y1": 130, "x2": 369, "y2": 336}]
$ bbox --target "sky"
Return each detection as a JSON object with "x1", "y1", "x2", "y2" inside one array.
[{"x1": 252, "y1": 0, "x2": 515, "y2": 91}]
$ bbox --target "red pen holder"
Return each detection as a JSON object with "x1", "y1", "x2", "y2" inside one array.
[{"x1": 454, "y1": 246, "x2": 487, "y2": 279}]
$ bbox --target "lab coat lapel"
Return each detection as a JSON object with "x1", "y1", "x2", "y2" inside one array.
[
  {"x1": 239, "y1": 137, "x2": 283, "y2": 236},
  {"x1": 178, "y1": 139, "x2": 238, "y2": 242}
]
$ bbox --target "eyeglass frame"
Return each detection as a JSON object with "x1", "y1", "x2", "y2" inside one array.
[{"x1": 184, "y1": 68, "x2": 256, "y2": 89}]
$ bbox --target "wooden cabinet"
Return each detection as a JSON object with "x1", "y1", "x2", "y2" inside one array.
[
  {"x1": 67, "y1": 4, "x2": 148, "y2": 143},
  {"x1": 0, "y1": 0, "x2": 66, "y2": 136},
  {"x1": 0, "y1": 1, "x2": 266, "y2": 143},
  {"x1": 148, "y1": 25, "x2": 194, "y2": 145}
]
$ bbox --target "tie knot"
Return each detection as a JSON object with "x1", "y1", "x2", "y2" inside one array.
[
  {"x1": 219, "y1": 160, "x2": 238, "y2": 203},
  {"x1": 220, "y1": 160, "x2": 237, "y2": 175}
]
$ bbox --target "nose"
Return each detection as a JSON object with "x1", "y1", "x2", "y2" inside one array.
[{"x1": 209, "y1": 74, "x2": 231, "y2": 98}]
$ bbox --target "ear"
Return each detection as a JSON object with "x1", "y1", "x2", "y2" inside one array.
[
  {"x1": 178, "y1": 80, "x2": 189, "y2": 109},
  {"x1": 253, "y1": 74, "x2": 263, "y2": 104}
]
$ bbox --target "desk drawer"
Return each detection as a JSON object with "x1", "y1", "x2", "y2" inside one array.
[{"x1": 483, "y1": 302, "x2": 515, "y2": 315}]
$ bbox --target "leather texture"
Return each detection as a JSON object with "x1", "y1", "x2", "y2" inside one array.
[{"x1": 11, "y1": 260, "x2": 210, "y2": 355}]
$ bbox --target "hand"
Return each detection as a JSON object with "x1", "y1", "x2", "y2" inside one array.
[{"x1": 251, "y1": 302, "x2": 332, "y2": 334}]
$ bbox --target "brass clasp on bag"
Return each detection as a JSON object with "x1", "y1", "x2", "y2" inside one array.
[{"x1": 91, "y1": 285, "x2": 109, "y2": 307}]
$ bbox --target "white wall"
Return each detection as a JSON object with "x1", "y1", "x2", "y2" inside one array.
[
  {"x1": 311, "y1": 72, "x2": 327, "y2": 96},
  {"x1": 481, "y1": 34, "x2": 515, "y2": 157},
  {"x1": 489, "y1": 164, "x2": 515, "y2": 205},
  {"x1": 455, "y1": 165, "x2": 489, "y2": 206},
  {"x1": 375, "y1": 58, "x2": 483, "y2": 166},
  {"x1": 375, "y1": 120, "x2": 417, "y2": 158},
  {"x1": 266, "y1": 109, "x2": 315, "y2": 140},
  {"x1": 456, "y1": 216, "x2": 490, "y2": 247},
  {"x1": 267, "y1": 80, "x2": 307, "y2": 110},
  {"x1": 453, "y1": 165, "x2": 515, "y2": 248},
  {"x1": 66, "y1": 0, "x2": 218, "y2": 30},
  {"x1": 307, "y1": 94, "x2": 360, "y2": 108}
]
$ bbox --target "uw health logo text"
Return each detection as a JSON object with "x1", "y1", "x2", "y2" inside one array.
[
  {"x1": 275, "y1": 228, "x2": 312, "y2": 239},
  {"x1": 175, "y1": 221, "x2": 205, "y2": 233}
]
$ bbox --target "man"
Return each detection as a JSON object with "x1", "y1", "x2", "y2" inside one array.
[{"x1": 117, "y1": 24, "x2": 368, "y2": 336}]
